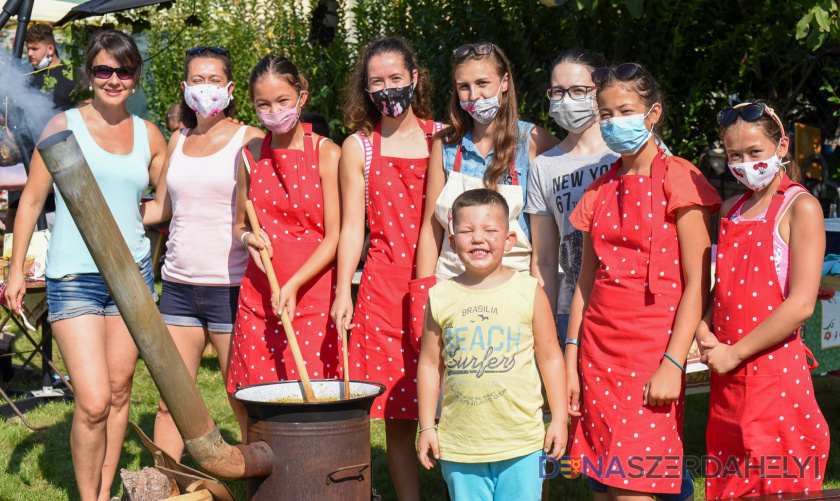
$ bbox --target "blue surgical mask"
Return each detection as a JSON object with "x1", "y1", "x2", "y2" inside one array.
[{"x1": 600, "y1": 106, "x2": 654, "y2": 155}]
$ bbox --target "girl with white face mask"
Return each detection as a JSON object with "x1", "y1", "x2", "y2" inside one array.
[
  {"x1": 565, "y1": 62, "x2": 721, "y2": 501},
  {"x1": 697, "y1": 100, "x2": 829, "y2": 499},
  {"x1": 525, "y1": 48, "x2": 618, "y2": 352},
  {"x1": 228, "y1": 55, "x2": 342, "y2": 437},
  {"x1": 141, "y1": 46, "x2": 264, "y2": 459}
]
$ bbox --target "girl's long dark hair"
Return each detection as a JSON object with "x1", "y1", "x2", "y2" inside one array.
[
  {"x1": 441, "y1": 43, "x2": 520, "y2": 190},
  {"x1": 343, "y1": 37, "x2": 433, "y2": 136}
]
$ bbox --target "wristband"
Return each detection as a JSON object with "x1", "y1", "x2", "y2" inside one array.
[
  {"x1": 240, "y1": 231, "x2": 253, "y2": 247},
  {"x1": 418, "y1": 425, "x2": 437, "y2": 433},
  {"x1": 663, "y1": 352, "x2": 685, "y2": 372},
  {"x1": 565, "y1": 338, "x2": 580, "y2": 347}
]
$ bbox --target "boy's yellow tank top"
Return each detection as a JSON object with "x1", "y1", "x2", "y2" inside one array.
[{"x1": 428, "y1": 272, "x2": 544, "y2": 463}]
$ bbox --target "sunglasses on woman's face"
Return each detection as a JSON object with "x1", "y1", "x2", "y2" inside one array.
[
  {"x1": 186, "y1": 46, "x2": 230, "y2": 56},
  {"x1": 452, "y1": 43, "x2": 495, "y2": 60},
  {"x1": 91, "y1": 65, "x2": 134, "y2": 80},
  {"x1": 591, "y1": 62, "x2": 642, "y2": 85}
]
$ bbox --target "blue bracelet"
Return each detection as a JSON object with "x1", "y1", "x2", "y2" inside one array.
[{"x1": 663, "y1": 353, "x2": 685, "y2": 372}]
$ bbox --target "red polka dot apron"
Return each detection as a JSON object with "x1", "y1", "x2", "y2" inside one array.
[
  {"x1": 350, "y1": 118, "x2": 436, "y2": 420},
  {"x1": 705, "y1": 175, "x2": 829, "y2": 499},
  {"x1": 570, "y1": 151, "x2": 685, "y2": 495},
  {"x1": 227, "y1": 123, "x2": 339, "y2": 392}
]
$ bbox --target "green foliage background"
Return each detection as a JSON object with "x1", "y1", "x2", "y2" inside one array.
[{"x1": 62, "y1": 0, "x2": 823, "y2": 162}]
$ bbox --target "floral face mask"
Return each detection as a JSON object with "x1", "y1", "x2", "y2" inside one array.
[{"x1": 183, "y1": 81, "x2": 233, "y2": 118}]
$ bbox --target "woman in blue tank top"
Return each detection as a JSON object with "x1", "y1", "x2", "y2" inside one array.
[{"x1": 4, "y1": 30, "x2": 167, "y2": 501}]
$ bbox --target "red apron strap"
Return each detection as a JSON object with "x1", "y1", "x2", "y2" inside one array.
[
  {"x1": 726, "y1": 191, "x2": 753, "y2": 219},
  {"x1": 372, "y1": 121, "x2": 382, "y2": 160},
  {"x1": 259, "y1": 133, "x2": 273, "y2": 164},
  {"x1": 729, "y1": 174, "x2": 799, "y2": 223},
  {"x1": 301, "y1": 122, "x2": 316, "y2": 170},
  {"x1": 453, "y1": 141, "x2": 519, "y2": 186},
  {"x1": 244, "y1": 134, "x2": 275, "y2": 198},
  {"x1": 373, "y1": 119, "x2": 433, "y2": 156},
  {"x1": 242, "y1": 143, "x2": 258, "y2": 171},
  {"x1": 647, "y1": 149, "x2": 667, "y2": 295},
  {"x1": 509, "y1": 158, "x2": 519, "y2": 186},
  {"x1": 801, "y1": 336, "x2": 820, "y2": 370},
  {"x1": 418, "y1": 117, "x2": 436, "y2": 152},
  {"x1": 763, "y1": 173, "x2": 795, "y2": 223}
]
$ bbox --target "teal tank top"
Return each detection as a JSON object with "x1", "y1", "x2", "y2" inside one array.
[{"x1": 46, "y1": 108, "x2": 151, "y2": 278}]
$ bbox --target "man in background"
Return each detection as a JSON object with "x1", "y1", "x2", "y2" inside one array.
[
  {"x1": 25, "y1": 23, "x2": 76, "y2": 111},
  {"x1": 4, "y1": 24, "x2": 74, "y2": 234}
]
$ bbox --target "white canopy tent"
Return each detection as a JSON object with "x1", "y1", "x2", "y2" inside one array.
[{"x1": 9, "y1": 0, "x2": 85, "y2": 24}]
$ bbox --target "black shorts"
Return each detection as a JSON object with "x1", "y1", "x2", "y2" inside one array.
[{"x1": 158, "y1": 280, "x2": 240, "y2": 333}]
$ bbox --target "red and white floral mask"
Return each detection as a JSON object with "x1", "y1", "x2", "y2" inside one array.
[{"x1": 728, "y1": 140, "x2": 787, "y2": 191}]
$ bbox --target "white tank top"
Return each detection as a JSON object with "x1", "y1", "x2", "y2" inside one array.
[{"x1": 161, "y1": 126, "x2": 249, "y2": 286}]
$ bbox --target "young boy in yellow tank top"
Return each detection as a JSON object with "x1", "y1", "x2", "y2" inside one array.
[{"x1": 416, "y1": 188, "x2": 567, "y2": 500}]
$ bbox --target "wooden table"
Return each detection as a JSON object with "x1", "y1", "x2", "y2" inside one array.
[{"x1": 0, "y1": 280, "x2": 73, "y2": 430}]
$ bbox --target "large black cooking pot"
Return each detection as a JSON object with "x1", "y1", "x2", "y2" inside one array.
[{"x1": 233, "y1": 380, "x2": 386, "y2": 501}]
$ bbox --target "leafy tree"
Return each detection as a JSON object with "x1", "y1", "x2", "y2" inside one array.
[
  {"x1": 797, "y1": 0, "x2": 840, "y2": 50},
  {"x1": 143, "y1": 0, "x2": 353, "y2": 135},
  {"x1": 60, "y1": 0, "x2": 815, "y2": 162}
]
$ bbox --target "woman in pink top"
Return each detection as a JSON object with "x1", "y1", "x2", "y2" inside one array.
[{"x1": 142, "y1": 46, "x2": 264, "y2": 459}]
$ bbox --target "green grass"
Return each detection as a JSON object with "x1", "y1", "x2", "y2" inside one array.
[{"x1": 1, "y1": 326, "x2": 838, "y2": 500}]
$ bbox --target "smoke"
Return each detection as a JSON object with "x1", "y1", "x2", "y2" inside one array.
[{"x1": 0, "y1": 48, "x2": 61, "y2": 155}]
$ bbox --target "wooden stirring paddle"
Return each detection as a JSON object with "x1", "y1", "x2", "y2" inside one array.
[
  {"x1": 341, "y1": 327, "x2": 350, "y2": 400},
  {"x1": 244, "y1": 200, "x2": 317, "y2": 403}
]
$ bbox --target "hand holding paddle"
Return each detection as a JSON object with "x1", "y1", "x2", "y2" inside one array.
[{"x1": 244, "y1": 200, "x2": 317, "y2": 403}]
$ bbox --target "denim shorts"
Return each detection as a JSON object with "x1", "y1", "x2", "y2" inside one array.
[
  {"x1": 556, "y1": 313, "x2": 570, "y2": 347},
  {"x1": 46, "y1": 254, "x2": 157, "y2": 323},
  {"x1": 158, "y1": 280, "x2": 239, "y2": 333},
  {"x1": 587, "y1": 464, "x2": 694, "y2": 501}
]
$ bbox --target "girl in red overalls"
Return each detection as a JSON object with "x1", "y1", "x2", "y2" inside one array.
[
  {"x1": 565, "y1": 63, "x2": 721, "y2": 500},
  {"x1": 228, "y1": 55, "x2": 342, "y2": 436},
  {"x1": 330, "y1": 38, "x2": 441, "y2": 501},
  {"x1": 697, "y1": 99, "x2": 829, "y2": 499}
]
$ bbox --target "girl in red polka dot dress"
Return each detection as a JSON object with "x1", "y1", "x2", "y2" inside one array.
[
  {"x1": 696, "y1": 100, "x2": 829, "y2": 499},
  {"x1": 565, "y1": 63, "x2": 721, "y2": 500},
  {"x1": 330, "y1": 38, "x2": 442, "y2": 501},
  {"x1": 228, "y1": 56, "x2": 342, "y2": 420}
]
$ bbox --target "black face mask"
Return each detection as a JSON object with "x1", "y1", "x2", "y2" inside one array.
[{"x1": 367, "y1": 81, "x2": 414, "y2": 118}]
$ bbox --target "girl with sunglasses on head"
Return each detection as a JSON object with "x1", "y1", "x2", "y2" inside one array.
[
  {"x1": 329, "y1": 37, "x2": 441, "y2": 501},
  {"x1": 141, "y1": 45, "x2": 264, "y2": 458},
  {"x1": 525, "y1": 48, "x2": 617, "y2": 350},
  {"x1": 227, "y1": 55, "x2": 342, "y2": 435},
  {"x1": 565, "y1": 62, "x2": 721, "y2": 501},
  {"x1": 696, "y1": 100, "x2": 829, "y2": 499},
  {"x1": 413, "y1": 42, "x2": 559, "y2": 338},
  {"x1": 4, "y1": 29, "x2": 167, "y2": 501}
]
